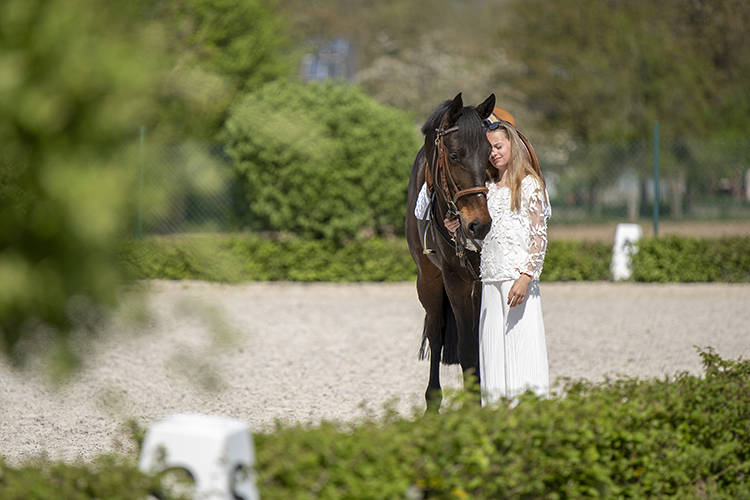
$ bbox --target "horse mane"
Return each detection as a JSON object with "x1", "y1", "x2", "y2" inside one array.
[
  {"x1": 421, "y1": 100, "x2": 486, "y2": 150},
  {"x1": 421, "y1": 100, "x2": 452, "y2": 136}
]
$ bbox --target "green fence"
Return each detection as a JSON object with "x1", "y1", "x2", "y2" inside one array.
[
  {"x1": 538, "y1": 135, "x2": 750, "y2": 225},
  {"x1": 133, "y1": 135, "x2": 750, "y2": 238}
]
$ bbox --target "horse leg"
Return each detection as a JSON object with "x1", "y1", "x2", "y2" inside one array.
[
  {"x1": 417, "y1": 270, "x2": 446, "y2": 412},
  {"x1": 470, "y1": 279, "x2": 482, "y2": 388},
  {"x1": 426, "y1": 337, "x2": 443, "y2": 411},
  {"x1": 461, "y1": 280, "x2": 483, "y2": 400},
  {"x1": 443, "y1": 276, "x2": 481, "y2": 402}
]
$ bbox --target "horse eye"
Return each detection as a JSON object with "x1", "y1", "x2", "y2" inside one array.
[{"x1": 449, "y1": 152, "x2": 460, "y2": 162}]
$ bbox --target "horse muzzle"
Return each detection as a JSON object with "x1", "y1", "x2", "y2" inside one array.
[{"x1": 466, "y1": 218, "x2": 491, "y2": 240}]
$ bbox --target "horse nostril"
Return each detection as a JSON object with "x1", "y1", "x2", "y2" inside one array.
[{"x1": 468, "y1": 220, "x2": 491, "y2": 239}]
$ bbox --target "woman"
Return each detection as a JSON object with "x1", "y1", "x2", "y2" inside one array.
[{"x1": 446, "y1": 112, "x2": 550, "y2": 406}]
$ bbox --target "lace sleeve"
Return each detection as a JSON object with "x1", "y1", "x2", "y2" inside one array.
[{"x1": 521, "y1": 180, "x2": 548, "y2": 280}]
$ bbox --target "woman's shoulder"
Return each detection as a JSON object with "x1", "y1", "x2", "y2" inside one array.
[
  {"x1": 488, "y1": 181, "x2": 509, "y2": 192},
  {"x1": 521, "y1": 174, "x2": 542, "y2": 191}
]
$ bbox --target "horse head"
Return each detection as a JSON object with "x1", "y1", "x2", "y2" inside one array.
[{"x1": 423, "y1": 93, "x2": 495, "y2": 241}]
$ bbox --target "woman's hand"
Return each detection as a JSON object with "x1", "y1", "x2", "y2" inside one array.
[
  {"x1": 444, "y1": 216, "x2": 460, "y2": 233},
  {"x1": 508, "y1": 273, "x2": 532, "y2": 307}
]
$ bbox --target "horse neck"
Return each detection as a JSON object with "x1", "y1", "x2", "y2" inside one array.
[
  {"x1": 426, "y1": 137, "x2": 457, "y2": 222},
  {"x1": 431, "y1": 165, "x2": 453, "y2": 225}
]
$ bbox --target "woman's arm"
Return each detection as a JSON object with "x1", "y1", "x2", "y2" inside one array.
[
  {"x1": 520, "y1": 182, "x2": 548, "y2": 279},
  {"x1": 508, "y1": 179, "x2": 548, "y2": 307}
]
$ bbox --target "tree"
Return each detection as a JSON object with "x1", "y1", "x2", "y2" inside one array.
[
  {"x1": 0, "y1": 0, "x2": 162, "y2": 376},
  {"x1": 499, "y1": 0, "x2": 750, "y2": 141},
  {"x1": 279, "y1": 0, "x2": 517, "y2": 125},
  {"x1": 222, "y1": 81, "x2": 422, "y2": 243},
  {"x1": 498, "y1": 0, "x2": 750, "y2": 218},
  {"x1": 143, "y1": 0, "x2": 298, "y2": 139}
]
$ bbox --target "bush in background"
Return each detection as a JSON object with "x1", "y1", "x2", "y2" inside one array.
[
  {"x1": 120, "y1": 235, "x2": 614, "y2": 283},
  {"x1": 121, "y1": 234, "x2": 750, "y2": 283},
  {"x1": 222, "y1": 81, "x2": 422, "y2": 244},
  {"x1": 542, "y1": 240, "x2": 612, "y2": 281},
  {"x1": 120, "y1": 234, "x2": 418, "y2": 282},
  {"x1": 631, "y1": 235, "x2": 750, "y2": 283}
]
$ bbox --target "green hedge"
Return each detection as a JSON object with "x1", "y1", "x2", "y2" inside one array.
[
  {"x1": 3, "y1": 350, "x2": 749, "y2": 499},
  {"x1": 631, "y1": 235, "x2": 750, "y2": 282},
  {"x1": 119, "y1": 234, "x2": 419, "y2": 282},
  {"x1": 0, "y1": 455, "x2": 187, "y2": 500},
  {"x1": 119, "y1": 234, "x2": 750, "y2": 283},
  {"x1": 541, "y1": 240, "x2": 613, "y2": 281},
  {"x1": 253, "y1": 349, "x2": 750, "y2": 500}
]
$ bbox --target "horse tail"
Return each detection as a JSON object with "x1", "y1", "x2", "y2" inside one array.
[
  {"x1": 418, "y1": 325, "x2": 429, "y2": 361},
  {"x1": 441, "y1": 295, "x2": 459, "y2": 365},
  {"x1": 418, "y1": 289, "x2": 460, "y2": 365}
]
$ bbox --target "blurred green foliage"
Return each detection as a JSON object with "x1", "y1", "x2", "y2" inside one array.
[
  {"x1": 0, "y1": 455, "x2": 188, "y2": 500},
  {"x1": 253, "y1": 348, "x2": 750, "y2": 499},
  {"x1": 4, "y1": 350, "x2": 748, "y2": 499},
  {"x1": 0, "y1": 0, "x2": 163, "y2": 373},
  {"x1": 140, "y1": 0, "x2": 297, "y2": 140},
  {"x1": 222, "y1": 80, "x2": 422, "y2": 243},
  {"x1": 501, "y1": 0, "x2": 750, "y2": 141},
  {"x1": 120, "y1": 234, "x2": 418, "y2": 282},
  {"x1": 0, "y1": 0, "x2": 298, "y2": 375}
]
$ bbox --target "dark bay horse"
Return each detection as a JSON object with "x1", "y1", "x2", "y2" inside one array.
[{"x1": 406, "y1": 93, "x2": 495, "y2": 410}]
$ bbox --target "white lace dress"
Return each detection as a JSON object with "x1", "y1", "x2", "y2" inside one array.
[{"x1": 479, "y1": 176, "x2": 550, "y2": 406}]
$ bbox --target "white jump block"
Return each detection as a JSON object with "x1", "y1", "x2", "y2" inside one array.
[
  {"x1": 138, "y1": 413, "x2": 260, "y2": 500},
  {"x1": 610, "y1": 223, "x2": 643, "y2": 281}
]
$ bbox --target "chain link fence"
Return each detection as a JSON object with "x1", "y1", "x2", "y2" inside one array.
[
  {"x1": 133, "y1": 135, "x2": 750, "y2": 240},
  {"x1": 538, "y1": 136, "x2": 750, "y2": 225},
  {"x1": 135, "y1": 142, "x2": 239, "y2": 237}
]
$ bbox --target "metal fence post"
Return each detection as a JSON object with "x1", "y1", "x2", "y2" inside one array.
[
  {"x1": 653, "y1": 121, "x2": 659, "y2": 237},
  {"x1": 137, "y1": 125, "x2": 145, "y2": 239}
]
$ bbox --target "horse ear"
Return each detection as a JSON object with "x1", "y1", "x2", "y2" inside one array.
[
  {"x1": 476, "y1": 94, "x2": 496, "y2": 120},
  {"x1": 447, "y1": 93, "x2": 464, "y2": 125}
]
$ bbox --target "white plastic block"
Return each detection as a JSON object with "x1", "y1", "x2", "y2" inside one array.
[
  {"x1": 138, "y1": 413, "x2": 260, "y2": 500},
  {"x1": 610, "y1": 223, "x2": 643, "y2": 281}
]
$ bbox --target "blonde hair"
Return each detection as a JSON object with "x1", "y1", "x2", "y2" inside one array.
[{"x1": 486, "y1": 122, "x2": 545, "y2": 212}]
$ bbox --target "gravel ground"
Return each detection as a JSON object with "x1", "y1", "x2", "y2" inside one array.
[{"x1": 1, "y1": 280, "x2": 749, "y2": 466}]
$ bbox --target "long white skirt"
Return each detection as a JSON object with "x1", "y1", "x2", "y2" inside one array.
[{"x1": 479, "y1": 280, "x2": 549, "y2": 406}]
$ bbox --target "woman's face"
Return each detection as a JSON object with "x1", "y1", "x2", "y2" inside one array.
[{"x1": 486, "y1": 129, "x2": 511, "y2": 171}]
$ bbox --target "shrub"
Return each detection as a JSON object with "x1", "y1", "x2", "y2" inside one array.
[
  {"x1": 3, "y1": 350, "x2": 749, "y2": 499},
  {"x1": 121, "y1": 234, "x2": 750, "y2": 283},
  {"x1": 0, "y1": 455, "x2": 187, "y2": 500},
  {"x1": 631, "y1": 236, "x2": 750, "y2": 282},
  {"x1": 254, "y1": 349, "x2": 750, "y2": 499},
  {"x1": 222, "y1": 81, "x2": 422, "y2": 244},
  {"x1": 119, "y1": 234, "x2": 418, "y2": 282},
  {"x1": 542, "y1": 240, "x2": 612, "y2": 281}
]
